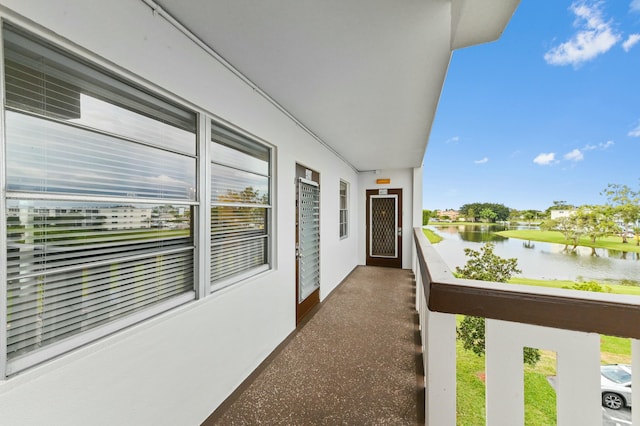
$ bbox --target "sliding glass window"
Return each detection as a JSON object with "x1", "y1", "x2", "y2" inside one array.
[
  {"x1": 3, "y1": 26, "x2": 198, "y2": 373},
  {"x1": 210, "y1": 124, "x2": 271, "y2": 288}
]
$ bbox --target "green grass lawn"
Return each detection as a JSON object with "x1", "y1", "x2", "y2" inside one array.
[
  {"x1": 497, "y1": 229, "x2": 640, "y2": 254},
  {"x1": 456, "y1": 332, "x2": 558, "y2": 425},
  {"x1": 456, "y1": 339, "x2": 487, "y2": 426},
  {"x1": 508, "y1": 276, "x2": 640, "y2": 295},
  {"x1": 456, "y1": 327, "x2": 629, "y2": 424},
  {"x1": 523, "y1": 370, "x2": 557, "y2": 426},
  {"x1": 422, "y1": 227, "x2": 443, "y2": 244}
]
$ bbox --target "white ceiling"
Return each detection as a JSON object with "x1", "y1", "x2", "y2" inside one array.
[{"x1": 154, "y1": 0, "x2": 518, "y2": 171}]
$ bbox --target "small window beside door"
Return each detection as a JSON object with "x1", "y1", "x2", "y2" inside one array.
[{"x1": 339, "y1": 180, "x2": 349, "y2": 239}]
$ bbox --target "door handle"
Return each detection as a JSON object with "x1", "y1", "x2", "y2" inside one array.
[{"x1": 397, "y1": 227, "x2": 402, "y2": 236}]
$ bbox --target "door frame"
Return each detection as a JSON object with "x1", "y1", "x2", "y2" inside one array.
[{"x1": 365, "y1": 188, "x2": 403, "y2": 268}]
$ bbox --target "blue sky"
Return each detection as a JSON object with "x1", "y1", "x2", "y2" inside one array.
[{"x1": 423, "y1": 0, "x2": 640, "y2": 211}]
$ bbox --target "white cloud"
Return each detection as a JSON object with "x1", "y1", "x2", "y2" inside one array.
[
  {"x1": 583, "y1": 140, "x2": 614, "y2": 150},
  {"x1": 544, "y1": 1, "x2": 620, "y2": 67},
  {"x1": 474, "y1": 157, "x2": 489, "y2": 164},
  {"x1": 632, "y1": 0, "x2": 640, "y2": 13},
  {"x1": 564, "y1": 149, "x2": 584, "y2": 161},
  {"x1": 533, "y1": 152, "x2": 557, "y2": 165},
  {"x1": 445, "y1": 136, "x2": 460, "y2": 144},
  {"x1": 623, "y1": 34, "x2": 640, "y2": 51},
  {"x1": 630, "y1": 123, "x2": 640, "y2": 137}
]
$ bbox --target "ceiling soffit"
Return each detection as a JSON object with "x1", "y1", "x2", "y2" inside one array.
[{"x1": 153, "y1": 0, "x2": 518, "y2": 171}]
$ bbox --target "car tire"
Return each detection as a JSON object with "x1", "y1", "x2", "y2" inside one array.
[{"x1": 602, "y1": 392, "x2": 625, "y2": 410}]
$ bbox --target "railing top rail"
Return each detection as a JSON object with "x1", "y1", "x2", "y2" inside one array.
[{"x1": 414, "y1": 227, "x2": 640, "y2": 339}]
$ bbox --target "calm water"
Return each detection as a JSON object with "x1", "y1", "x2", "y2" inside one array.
[{"x1": 429, "y1": 224, "x2": 640, "y2": 284}]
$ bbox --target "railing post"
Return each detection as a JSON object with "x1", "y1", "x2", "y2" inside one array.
[
  {"x1": 415, "y1": 254, "x2": 421, "y2": 313},
  {"x1": 633, "y1": 339, "x2": 640, "y2": 426},
  {"x1": 486, "y1": 319, "x2": 600, "y2": 426},
  {"x1": 414, "y1": 229, "x2": 457, "y2": 425},
  {"x1": 425, "y1": 310, "x2": 457, "y2": 425}
]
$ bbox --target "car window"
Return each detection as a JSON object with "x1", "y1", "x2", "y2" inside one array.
[{"x1": 602, "y1": 366, "x2": 632, "y2": 384}]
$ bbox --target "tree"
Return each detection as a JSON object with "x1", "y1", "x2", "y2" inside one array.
[
  {"x1": 545, "y1": 200, "x2": 575, "y2": 213},
  {"x1": 479, "y1": 208, "x2": 498, "y2": 223},
  {"x1": 467, "y1": 207, "x2": 476, "y2": 222},
  {"x1": 455, "y1": 242, "x2": 521, "y2": 283},
  {"x1": 455, "y1": 243, "x2": 540, "y2": 366},
  {"x1": 521, "y1": 209, "x2": 543, "y2": 223},
  {"x1": 602, "y1": 183, "x2": 640, "y2": 244},
  {"x1": 574, "y1": 205, "x2": 617, "y2": 255},
  {"x1": 541, "y1": 215, "x2": 581, "y2": 251},
  {"x1": 459, "y1": 202, "x2": 510, "y2": 222},
  {"x1": 422, "y1": 209, "x2": 433, "y2": 226}
]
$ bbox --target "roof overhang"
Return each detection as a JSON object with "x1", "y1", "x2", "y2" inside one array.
[
  {"x1": 451, "y1": 0, "x2": 520, "y2": 50},
  {"x1": 153, "y1": 0, "x2": 519, "y2": 171}
]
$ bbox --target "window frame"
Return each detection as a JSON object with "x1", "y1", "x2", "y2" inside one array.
[
  {"x1": 209, "y1": 121, "x2": 274, "y2": 291},
  {"x1": 339, "y1": 179, "x2": 349, "y2": 239},
  {"x1": 0, "y1": 21, "x2": 204, "y2": 377},
  {"x1": 0, "y1": 17, "x2": 277, "y2": 378}
]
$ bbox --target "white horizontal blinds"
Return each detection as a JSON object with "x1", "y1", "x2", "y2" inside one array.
[
  {"x1": 211, "y1": 125, "x2": 269, "y2": 176},
  {"x1": 6, "y1": 112, "x2": 196, "y2": 199},
  {"x1": 6, "y1": 202, "x2": 193, "y2": 359},
  {"x1": 211, "y1": 124, "x2": 271, "y2": 285},
  {"x1": 3, "y1": 26, "x2": 197, "y2": 364},
  {"x1": 4, "y1": 27, "x2": 196, "y2": 155}
]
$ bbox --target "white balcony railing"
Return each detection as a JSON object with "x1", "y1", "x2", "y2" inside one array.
[{"x1": 413, "y1": 228, "x2": 640, "y2": 425}]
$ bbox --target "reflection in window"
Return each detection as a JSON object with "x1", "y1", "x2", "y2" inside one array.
[
  {"x1": 3, "y1": 25, "x2": 197, "y2": 370},
  {"x1": 211, "y1": 123, "x2": 271, "y2": 286},
  {"x1": 6, "y1": 201, "x2": 193, "y2": 360}
]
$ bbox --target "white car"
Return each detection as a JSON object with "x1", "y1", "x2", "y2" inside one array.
[{"x1": 601, "y1": 364, "x2": 632, "y2": 410}]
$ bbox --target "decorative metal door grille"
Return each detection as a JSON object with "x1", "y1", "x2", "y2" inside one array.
[
  {"x1": 370, "y1": 195, "x2": 397, "y2": 258},
  {"x1": 298, "y1": 179, "x2": 320, "y2": 303}
]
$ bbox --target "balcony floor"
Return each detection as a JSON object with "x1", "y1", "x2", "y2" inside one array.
[{"x1": 204, "y1": 266, "x2": 423, "y2": 425}]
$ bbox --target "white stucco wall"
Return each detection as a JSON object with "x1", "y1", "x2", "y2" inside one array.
[{"x1": 0, "y1": 1, "x2": 362, "y2": 424}]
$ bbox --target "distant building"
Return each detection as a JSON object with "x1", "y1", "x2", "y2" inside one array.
[
  {"x1": 550, "y1": 209, "x2": 575, "y2": 220},
  {"x1": 437, "y1": 209, "x2": 460, "y2": 221},
  {"x1": 99, "y1": 207, "x2": 153, "y2": 230},
  {"x1": 7, "y1": 206, "x2": 153, "y2": 230}
]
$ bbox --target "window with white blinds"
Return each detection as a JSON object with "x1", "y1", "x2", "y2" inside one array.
[
  {"x1": 211, "y1": 124, "x2": 271, "y2": 286},
  {"x1": 3, "y1": 26, "x2": 197, "y2": 370},
  {"x1": 340, "y1": 180, "x2": 349, "y2": 238}
]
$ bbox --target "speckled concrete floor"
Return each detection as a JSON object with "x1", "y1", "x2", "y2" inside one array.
[{"x1": 206, "y1": 266, "x2": 423, "y2": 425}]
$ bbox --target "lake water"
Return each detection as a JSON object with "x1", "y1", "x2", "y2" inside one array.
[{"x1": 428, "y1": 224, "x2": 640, "y2": 284}]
